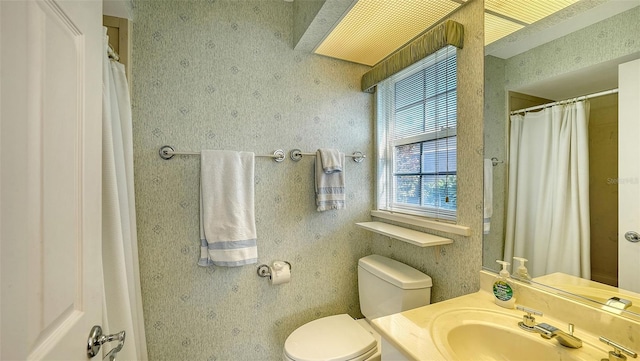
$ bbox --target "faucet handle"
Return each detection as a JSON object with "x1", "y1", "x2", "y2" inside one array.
[
  {"x1": 516, "y1": 305, "x2": 543, "y2": 316},
  {"x1": 599, "y1": 336, "x2": 638, "y2": 361},
  {"x1": 516, "y1": 305, "x2": 543, "y2": 331}
]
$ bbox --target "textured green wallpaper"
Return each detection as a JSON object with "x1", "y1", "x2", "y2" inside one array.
[
  {"x1": 370, "y1": 0, "x2": 485, "y2": 303},
  {"x1": 131, "y1": 1, "x2": 373, "y2": 359},
  {"x1": 505, "y1": 6, "x2": 640, "y2": 90},
  {"x1": 132, "y1": 0, "x2": 489, "y2": 358},
  {"x1": 483, "y1": 55, "x2": 506, "y2": 270}
]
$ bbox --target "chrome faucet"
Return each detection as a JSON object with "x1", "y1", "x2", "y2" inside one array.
[
  {"x1": 534, "y1": 323, "x2": 583, "y2": 349},
  {"x1": 516, "y1": 306, "x2": 582, "y2": 349}
]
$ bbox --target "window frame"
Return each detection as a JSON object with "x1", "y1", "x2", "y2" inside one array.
[{"x1": 375, "y1": 46, "x2": 458, "y2": 221}]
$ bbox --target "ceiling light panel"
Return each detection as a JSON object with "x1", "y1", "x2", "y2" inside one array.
[
  {"x1": 485, "y1": 13, "x2": 524, "y2": 45},
  {"x1": 485, "y1": 0, "x2": 580, "y2": 25},
  {"x1": 314, "y1": 0, "x2": 462, "y2": 66}
]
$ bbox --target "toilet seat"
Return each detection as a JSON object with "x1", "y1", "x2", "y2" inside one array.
[{"x1": 283, "y1": 314, "x2": 377, "y2": 361}]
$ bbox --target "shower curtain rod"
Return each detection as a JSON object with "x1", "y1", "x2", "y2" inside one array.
[{"x1": 510, "y1": 88, "x2": 618, "y2": 115}]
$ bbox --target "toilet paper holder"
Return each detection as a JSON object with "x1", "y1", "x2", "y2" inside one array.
[{"x1": 257, "y1": 261, "x2": 291, "y2": 279}]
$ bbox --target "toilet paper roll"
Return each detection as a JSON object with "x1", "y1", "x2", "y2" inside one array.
[{"x1": 270, "y1": 261, "x2": 291, "y2": 285}]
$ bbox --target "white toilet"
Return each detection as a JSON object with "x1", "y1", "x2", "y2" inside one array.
[{"x1": 283, "y1": 254, "x2": 433, "y2": 361}]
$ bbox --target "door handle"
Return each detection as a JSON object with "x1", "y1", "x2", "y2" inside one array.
[
  {"x1": 625, "y1": 231, "x2": 640, "y2": 243},
  {"x1": 87, "y1": 325, "x2": 126, "y2": 358}
]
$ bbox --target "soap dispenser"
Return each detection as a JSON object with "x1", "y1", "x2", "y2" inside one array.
[
  {"x1": 513, "y1": 257, "x2": 531, "y2": 281},
  {"x1": 493, "y1": 260, "x2": 516, "y2": 309}
]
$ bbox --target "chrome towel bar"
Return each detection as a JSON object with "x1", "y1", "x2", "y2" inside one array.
[
  {"x1": 159, "y1": 145, "x2": 286, "y2": 162},
  {"x1": 289, "y1": 149, "x2": 365, "y2": 163}
]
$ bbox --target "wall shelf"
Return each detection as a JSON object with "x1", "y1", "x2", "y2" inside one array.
[{"x1": 356, "y1": 221, "x2": 453, "y2": 248}]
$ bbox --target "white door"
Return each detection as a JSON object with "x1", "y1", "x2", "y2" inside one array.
[
  {"x1": 618, "y1": 58, "x2": 640, "y2": 293},
  {"x1": 1, "y1": 0, "x2": 103, "y2": 359}
]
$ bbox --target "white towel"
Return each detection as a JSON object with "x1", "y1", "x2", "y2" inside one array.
[
  {"x1": 198, "y1": 150, "x2": 257, "y2": 267},
  {"x1": 483, "y1": 158, "x2": 493, "y2": 234},
  {"x1": 315, "y1": 149, "x2": 345, "y2": 211},
  {"x1": 318, "y1": 148, "x2": 343, "y2": 173}
]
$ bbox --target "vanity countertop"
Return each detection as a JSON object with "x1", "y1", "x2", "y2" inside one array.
[{"x1": 370, "y1": 271, "x2": 640, "y2": 361}]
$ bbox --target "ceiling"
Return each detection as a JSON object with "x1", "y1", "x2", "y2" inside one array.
[{"x1": 312, "y1": 0, "x2": 635, "y2": 65}]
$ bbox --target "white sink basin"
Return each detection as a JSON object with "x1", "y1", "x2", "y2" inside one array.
[{"x1": 430, "y1": 308, "x2": 606, "y2": 361}]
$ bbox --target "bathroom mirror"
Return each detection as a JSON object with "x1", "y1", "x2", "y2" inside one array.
[{"x1": 482, "y1": 0, "x2": 640, "y2": 320}]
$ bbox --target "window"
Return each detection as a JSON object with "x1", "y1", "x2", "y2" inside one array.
[{"x1": 376, "y1": 46, "x2": 457, "y2": 220}]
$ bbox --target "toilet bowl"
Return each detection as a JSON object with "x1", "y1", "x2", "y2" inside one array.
[
  {"x1": 283, "y1": 255, "x2": 432, "y2": 361},
  {"x1": 283, "y1": 314, "x2": 380, "y2": 361}
]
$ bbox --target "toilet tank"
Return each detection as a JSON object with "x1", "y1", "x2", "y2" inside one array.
[{"x1": 358, "y1": 255, "x2": 432, "y2": 320}]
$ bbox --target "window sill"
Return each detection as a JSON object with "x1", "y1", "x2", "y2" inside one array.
[
  {"x1": 370, "y1": 210, "x2": 471, "y2": 237},
  {"x1": 356, "y1": 221, "x2": 453, "y2": 247}
]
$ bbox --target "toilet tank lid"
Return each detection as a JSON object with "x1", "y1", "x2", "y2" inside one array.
[{"x1": 358, "y1": 255, "x2": 432, "y2": 289}]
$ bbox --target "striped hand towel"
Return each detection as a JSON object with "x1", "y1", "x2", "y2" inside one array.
[
  {"x1": 198, "y1": 150, "x2": 258, "y2": 267},
  {"x1": 315, "y1": 149, "x2": 345, "y2": 211}
]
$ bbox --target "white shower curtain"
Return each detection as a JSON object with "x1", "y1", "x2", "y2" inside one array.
[
  {"x1": 102, "y1": 30, "x2": 148, "y2": 360},
  {"x1": 504, "y1": 101, "x2": 591, "y2": 279}
]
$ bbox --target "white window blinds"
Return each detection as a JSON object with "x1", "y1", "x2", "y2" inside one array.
[{"x1": 376, "y1": 45, "x2": 457, "y2": 220}]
